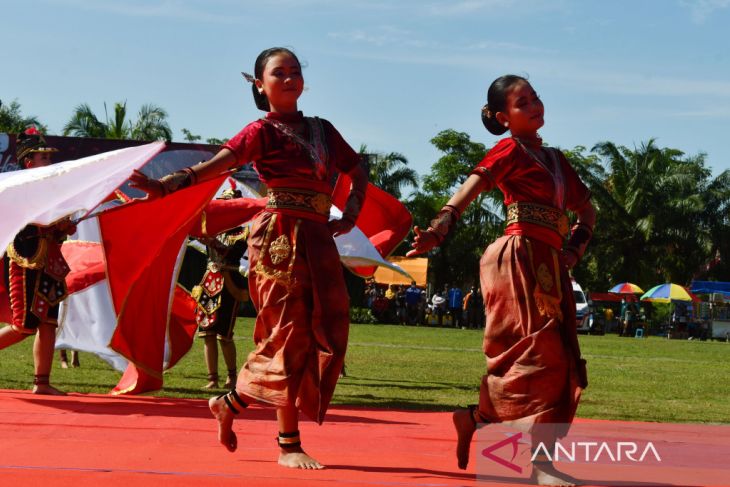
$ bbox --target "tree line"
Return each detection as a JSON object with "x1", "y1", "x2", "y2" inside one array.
[{"x1": 3, "y1": 99, "x2": 728, "y2": 293}]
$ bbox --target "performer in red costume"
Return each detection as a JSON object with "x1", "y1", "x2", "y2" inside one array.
[
  {"x1": 0, "y1": 128, "x2": 76, "y2": 395},
  {"x1": 131, "y1": 47, "x2": 367, "y2": 469},
  {"x1": 408, "y1": 75, "x2": 595, "y2": 486}
]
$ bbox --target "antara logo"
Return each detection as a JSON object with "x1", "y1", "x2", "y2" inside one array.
[
  {"x1": 481, "y1": 434, "x2": 662, "y2": 473},
  {"x1": 481, "y1": 432, "x2": 523, "y2": 473},
  {"x1": 531, "y1": 441, "x2": 662, "y2": 463}
]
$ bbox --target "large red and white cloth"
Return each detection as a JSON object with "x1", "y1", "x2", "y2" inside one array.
[
  {"x1": 0, "y1": 142, "x2": 164, "y2": 253},
  {"x1": 54, "y1": 176, "x2": 412, "y2": 395}
]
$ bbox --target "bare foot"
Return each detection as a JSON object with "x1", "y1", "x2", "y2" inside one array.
[
  {"x1": 60, "y1": 360, "x2": 69, "y2": 369},
  {"x1": 203, "y1": 380, "x2": 219, "y2": 390},
  {"x1": 224, "y1": 376, "x2": 235, "y2": 389},
  {"x1": 32, "y1": 384, "x2": 67, "y2": 395},
  {"x1": 530, "y1": 463, "x2": 580, "y2": 486},
  {"x1": 278, "y1": 446, "x2": 324, "y2": 469},
  {"x1": 208, "y1": 395, "x2": 237, "y2": 452},
  {"x1": 453, "y1": 408, "x2": 477, "y2": 469}
]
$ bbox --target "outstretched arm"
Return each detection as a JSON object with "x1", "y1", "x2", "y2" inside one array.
[
  {"x1": 406, "y1": 173, "x2": 490, "y2": 257},
  {"x1": 129, "y1": 148, "x2": 239, "y2": 199}
]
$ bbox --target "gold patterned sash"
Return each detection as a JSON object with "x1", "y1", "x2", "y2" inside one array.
[
  {"x1": 266, "y1": 187, "x2": 332, "y2": 217},
  {"x1": 506, "y1": 202, "x2": 569, "y2": 238}
]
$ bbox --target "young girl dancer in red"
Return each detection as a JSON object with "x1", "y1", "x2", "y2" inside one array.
[
  {"x1": 132, "y1": 47, "x2": 367, "y2": 469},
  {"x1": 409, "y1": 75, "x2": 595, "y2": 486}
]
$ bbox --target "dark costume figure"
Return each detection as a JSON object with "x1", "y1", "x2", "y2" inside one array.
[
  {"x1": 194, "y1": 190, "x2": 250, "y2": 389},
  {"x1": 0, "y1": 128, "x2": 75, "y2": 394}
]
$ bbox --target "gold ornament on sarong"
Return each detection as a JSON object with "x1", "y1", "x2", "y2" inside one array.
[
  {"x1": 269, "y1": 234, "x2": 291, "y2": 265},
  {"x1": 536, "y1": 263, "x2": 554, "y2": 292}
]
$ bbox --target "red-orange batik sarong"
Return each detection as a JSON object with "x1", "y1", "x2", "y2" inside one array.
[
  {"x1": 478, "y1": 235, "x2": 586, "y2": 434},
  {"x1": 236, "y1": 210, "x2": 349, "y2": 424}
]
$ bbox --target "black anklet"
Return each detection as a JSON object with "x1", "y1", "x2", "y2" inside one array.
[
  {"x1": 220, "y1": 390, "x2": 248, "y2": 414},
  {"x1": 277, "y1": 430, "x2": 301, "y2": 450}
]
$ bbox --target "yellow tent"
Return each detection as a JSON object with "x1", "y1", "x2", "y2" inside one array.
[{"x1": 373, "y1": 256, "x2": 428, "y2": 286}]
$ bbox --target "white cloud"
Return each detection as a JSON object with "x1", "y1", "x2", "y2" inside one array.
[
  {"x1": 427, "y1": 0, "x2": 508, "y2": 15},
  {"x1": 679, "y1": 0, "x2": 730, "y2": 23},
  {"x1": 45, "y1": 0, "x2": 246, "y2": 24},
  {"x1": 328, "y1": 26, "x2": 440, "y2": 48}
]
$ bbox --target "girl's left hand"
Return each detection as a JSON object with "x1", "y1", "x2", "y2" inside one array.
[
  {"x1": 406, "y1": 226, "x2": 439, "y2": 257},
  {"x1": 328, "y1": 218, "x2": 355, "y2": 237},
  {"x1": 129, "y1": 169, "x2": 165, "y2": 200}
]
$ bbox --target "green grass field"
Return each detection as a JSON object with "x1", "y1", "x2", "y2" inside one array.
[{"x1": 2, "y1": 319, "x2": 729, "y2": 424}]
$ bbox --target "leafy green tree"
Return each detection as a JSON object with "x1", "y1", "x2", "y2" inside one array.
[
  {"x1": 567, "y1": 140, "x2": 729, "y2": 290},
  {"x1": 181, "y1": 128, "x2": 201, "y2": 142},
  {"x1": 206, "y1": 137, "x2": 229, "y2": 145},
  {"x1": 0, "y1": 99, "x2": 47, "y2": 133},
  {"x1": 63, "y1": 101, "x2": 171, "y2": 141},
  {"x1": 410, "y1": 130, "x2": 504, "y2": 289},
  {"x1": 131, "y1": 104, "x2": 172, "y2": 141}
]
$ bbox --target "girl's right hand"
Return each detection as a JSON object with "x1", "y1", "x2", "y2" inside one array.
[
  {"x1": 406, "y1": 226, "x2": 439, "y2": 257},
  {"x1": 128, "y1": 169, "x2": 165, "y2": 200}
]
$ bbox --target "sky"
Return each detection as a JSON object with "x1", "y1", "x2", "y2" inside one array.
[{"x1": 3, "y1": 0, "x2": 730, "y2": 180}]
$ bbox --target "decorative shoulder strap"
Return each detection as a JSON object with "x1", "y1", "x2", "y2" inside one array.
[
  {"x1": 545, "y1": 148, "x2": 566, "y2": 210},
  {"x1": 260, "y1": 117, "x2": 328, "y2": 180},
  {"x1": 306, "y1": 116, "x2": 329, "y2": 180}
]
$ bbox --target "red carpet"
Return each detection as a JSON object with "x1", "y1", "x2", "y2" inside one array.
[
  {"x1": 2, "y1": 390, "x2": 728, "y2": 486},
  {"x1": 0, "y1": 389, "x2": 477, "y2": 487}
]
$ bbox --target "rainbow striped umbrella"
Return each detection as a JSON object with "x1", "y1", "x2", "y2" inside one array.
[
  {"x1": 608, "y1": 282, "x2": 644, "y2": 294},
  {"x1": 640, "y1": 283, "x2": 695, "y2": 303}
]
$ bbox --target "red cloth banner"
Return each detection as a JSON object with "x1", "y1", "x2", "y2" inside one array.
[
  {"x1": 332, "y1": 175, "x2": 412, "y2": 277},
  {"x1": 100, "y1": 176, "x2": 226, "y2": 384}
]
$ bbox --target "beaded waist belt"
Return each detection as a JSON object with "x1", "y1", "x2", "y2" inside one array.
[
  {"x1": 505, "y1": 202, "x2": 569, "y2": 238},
  {"x1": 266, "y1": 187, "x2": 332, "y2": 217}
]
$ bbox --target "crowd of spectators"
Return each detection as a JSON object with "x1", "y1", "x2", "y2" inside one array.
[{"x1": 363, "y1": 281, "x2": 484, "y2": 328}]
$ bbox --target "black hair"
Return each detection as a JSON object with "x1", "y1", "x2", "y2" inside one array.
[
  {"x1": 481, "y1": 74, "x2": 528, "y2": 135},
  {"x1": 251, "y1": 47, "x2": 302, "y2": 111}
]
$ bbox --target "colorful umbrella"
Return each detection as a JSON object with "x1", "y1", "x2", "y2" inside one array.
[
  {"x1": 609, "y1": 282, "x2": 644, "y2": 294},
  {"x1": 640, "y1": 283, "x2": 696, "y2": 302}
]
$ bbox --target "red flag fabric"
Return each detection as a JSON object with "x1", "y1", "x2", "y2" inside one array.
[
  {"x1": 332, "y1": 175, "x2": 413, "y2": 277},
  {"x1": 100, "y1": 176, "x2": 226, "y2": 388},
  {"x1": 61, "y1": 241, "x2": 106, "y2": 294},
  {"x1": 188, "y1": 197, "x2": 267, "y2": 238},
  {"x1": 111, "y1": 364, "x2": 164, "y2": 395},
  {"x1": 166, "y1": 284, "x2": 200, "y2": 369},
  {"x1": 110, "y1": 285, "x2": 197, "y2": 395}
]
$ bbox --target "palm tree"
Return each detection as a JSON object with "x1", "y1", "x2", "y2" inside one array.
[
  {"x1": 359, "y1": 144, "x2": 418, "y2": 199},
  {"x1": 588, "y1": 140, "x2": 714, "y2": 286},
  {"x1": 63, "y1": 101, "x2": 171, "y2": 141},
  {"x1": 0, "y1": 99, "x2": 47, "y2": 133},
  {"x1": 131, "y1": 104, "x2": 173, "y2": 141}
]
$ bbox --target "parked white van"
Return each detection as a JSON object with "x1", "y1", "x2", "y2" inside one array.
[{"x1": 573, "y1": 280, "x2": 592, "y2": 333}]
